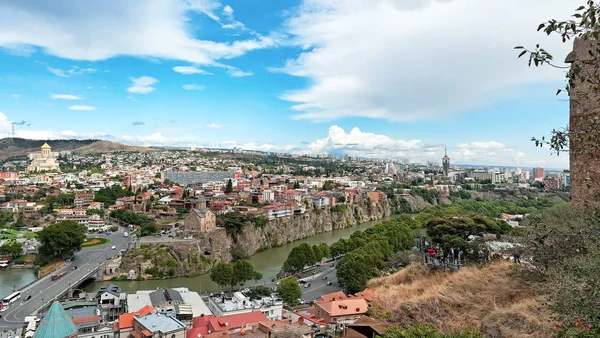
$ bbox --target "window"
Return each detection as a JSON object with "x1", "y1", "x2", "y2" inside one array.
[{"x1": 171, "y1": 335, "x2": 176, "y2": 338}]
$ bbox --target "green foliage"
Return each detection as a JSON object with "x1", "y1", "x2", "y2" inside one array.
[
  {"x1": 210, "y1": 262, "x2": 234, "y2": 289},
  {"x1": 331, "y1": 204, "x2": 347, "y2": 213},
  {"x1": 110, "y1": 209, "x2": 149, "y2": 226},
  {"x1": 44, "y1": 193, "x2": 75, "y2": 207},
  {"x1": 450, "y1": 190, "x2": 471, "y2": 200},
  {"x1": 140, "y1": 223, "x2": 159, "y2": 236},
  {"x1": 252, "y1": 215, "x2": 268, "y2": 229},
  {"x1": 210, "y1": 260, "x2": 260, "y2": 289},
  {"x1": 411, "y1": 188, "x2": 439, "y2": 204},
  {"x1": 225, "y1": 179, "x2": 233, "y2": 193},
  {"x1": 246, "y1": 286, "x2": 271, "y2": 299},
  {"x1": 219, "y1": 212, "x2": 249, "y2": 234},
  {"x1": 334, "y1": 218, "x2": 415, "y2": 293},
  {"x1": 0, "y1": 211, "x2": 13, "y2": 227},
  {"x1": 521, "y1": 204, "x2": 600, "y2": 327},
  {"x1": 94, "y1": 185, "x2": 134, "y2": 206},
  {"x1": 293, "y1": 181, "x2": 301, "y2": 189},
  {"x1": 380, "y1": 324, "x2": 483, "y2": 338},
  {"x1": 276, "y1": 277, "x2": 302, "y2": 305},
  {"x1": 37, "y1": 221, "x2": 86, "y2": 259},
  {"x1": 145, "y1": 267, "x2": 166, "y2": 278},
  {"x1": 0, "y1": 240, "x2": 22, "y2": 259},
  {"x1": 283, "y1": 243, "x2": 317, "y2": 273},
  {"x1": 86, "y1": 209, "x2": 105, "y2": 217},
  {"x1": 322, "y1": 180, "x2": 334, "y2": 191}
]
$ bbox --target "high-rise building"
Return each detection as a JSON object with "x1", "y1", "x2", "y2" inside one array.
[
  {"x1": 442, "y1": 146, "x2": 450, "y2": 177},
  {"x1": 533, "y1": 167, "x2": 545, "y2": 180}
]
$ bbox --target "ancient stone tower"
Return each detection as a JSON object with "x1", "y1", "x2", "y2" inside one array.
[{"x1": 565, "y1": 38, "x2": 600, "y2": 210}]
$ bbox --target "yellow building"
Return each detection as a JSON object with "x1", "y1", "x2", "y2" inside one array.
[{"x1": 27, "y1": 143, "x2": 60, "y2": 172}]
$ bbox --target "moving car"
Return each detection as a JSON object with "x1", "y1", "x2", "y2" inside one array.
[
  {"x1": 304, "y1": 283, "x2": 311, "y2": 288},
  {"x1": 72, "y1": 265, "x2": 78, "y2": 270},
  {"x1": 322, "y1": 276, "x2": 328, "y2": 280},
  {"x1": 327, "y1": 281, "x2": 333, "y2": 286},
  {"x1": 111, "y1": 245, "x2": 116, "y2": 250},
  {"x1": 25, "y1": 295, "x2": 32, "y2": 301},
  {"x1": 0, "y1": 306, "x2": 9, "y2": 312}
]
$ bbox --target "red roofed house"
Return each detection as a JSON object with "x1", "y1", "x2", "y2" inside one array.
[
  {"x1": 208, "y1": 311, "x2": 269, "y2": 333},
  {"x1": 318, "y1": 291, "x2": 347, "y2": 302},
  {"x1": 314, "y1": 298, "x2": 369, "y2": 330},
  {"x1": 116, "y1": 305, "x2": 155, "y2": 337}
]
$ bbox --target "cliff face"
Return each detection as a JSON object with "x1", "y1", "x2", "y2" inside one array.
[{"x1": 234, "y1": 200, "x2": 392, "y2": 256}]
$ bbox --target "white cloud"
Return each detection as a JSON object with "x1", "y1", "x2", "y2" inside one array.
[
  {"x1": 223, "y1": 5, "x2": 234, "y2": 16},
  {"x1": 0, "y1": 1, "x2": 275, "y2": 67},
  {"x1": 182, "y1": 84, "x2": 206, "y2": 90},
  {"x1": 11, "y1": 94, "x2": 20, "y2": 98},
  {"x1": 69, "y1": 105, "x2": 96, "y2": 111},
  {"x1": 51, "y1": 94, "x2": 83, "y2": 100},
  {"x1": 127, "y1": 76, "x2": 158, "y2": 94},
  {"x1": 206, "y1": 123, "x2": 223, "y2": 129},
  {"x1": 227, "y1": 68, "x2": 253, "y2": 77},
  {"x1": 86, "y1": 86, "x2": 93, "y2": 90},
  {"x1": 47, "y1": 66, "x2": 98, "y2": 77},
  {"x1": 173, "y1": 66, "x2": 211, "y2": 75},
  {"x1": 278, "y1": 0, "x2": 579, "y2": 121}
]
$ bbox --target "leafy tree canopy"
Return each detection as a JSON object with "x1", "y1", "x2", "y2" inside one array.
[
  {"x1": 276, "y1": 277, "x2": 302, "y2": 305},
  {"x1": 38, "y1": 221, "x2": 86, "y2": 259}
]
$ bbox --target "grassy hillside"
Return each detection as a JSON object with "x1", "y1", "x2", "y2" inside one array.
[
  {"x1": 368, "y1": 262, "x2": 555, "y2": 337},
  {"x1": 0, "y1": 138, "x2": 150, "y2": 159}
]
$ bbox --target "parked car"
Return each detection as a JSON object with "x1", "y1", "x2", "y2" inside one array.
[
  {"x1": 72, "y1": 265, "x2": 77, "y2": 270},
  {"x1": 304, "y1": 283, "x2": 311, "y2": 288},
  {"x1": 299, "y1": 280, "x2": 306, "y2": 284},
  {"x1": 330, "y1": 263, "x2": 335, "y2": 267},
  {"x1": 0, "y1": 307, "x2": 9, "y2": 312},
  {"x1": 322, "y1": 276, "x2": 328, "y2": 280},
  {"x1": 327, "y1": 281, "x2": 333, "y2": 286}
]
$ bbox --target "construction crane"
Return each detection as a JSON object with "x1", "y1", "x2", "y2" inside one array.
[{"x1": 11, "y1": 120, "x2": 30, "y2": 137}]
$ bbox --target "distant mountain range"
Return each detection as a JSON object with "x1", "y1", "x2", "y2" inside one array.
[{"x1": 0, "y1": 138, "x2": 151, "y2": 160}]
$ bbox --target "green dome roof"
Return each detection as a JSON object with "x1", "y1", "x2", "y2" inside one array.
[{"x1": 34, "y1": 302, "x2": 77, "y2": 338}]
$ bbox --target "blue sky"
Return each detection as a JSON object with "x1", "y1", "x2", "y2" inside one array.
[{"x1": 0, "y1": 0, "x2": 580, "y2": 168}]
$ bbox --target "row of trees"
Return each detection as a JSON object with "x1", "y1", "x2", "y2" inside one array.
[
  {"x1": 333, "y1": 217, "x2": 417, "y2": 293},
  {"x1": 110, "y1": 209, "x2": 158, "y2": 236},
  {"x1": 210, "y1": 260, "x2": 262, "y2": 290},
  {"x1": 94, "y1": 185, "x2": 134, "y2": 206},
  {"x1": 282, "y1": 242, "x2": 330, "y2": 273}
]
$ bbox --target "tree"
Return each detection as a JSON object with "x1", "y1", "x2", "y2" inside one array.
[
  {"x1": 210, "y1": 262, "x2": 234, "y2": 289},
  {"x1": 219, "y1": 212, "x2": 249, "y2": 234},
  {"x1": 232, "y1": 260, "x2": 259, "y2": 287},
  {"x1": 86, "y1": 209, "x2": 105, "y2": 217},
  {"x1": 225, "y1": 179, "x2": 233, "y2": 193},
  {"x1": 37, "y1": 221, "x2": 86, "y2": 259},
  {"x1": 322, "y1": 180, "x2": 334, "y2": 191},
  {"x1": 293, "y1": 181, "x2": 300, "y2": 189},
  {"x1": 0, "y1": 241, "x2": 22, "y2": 259},
  {"x1": 276, "y1": 277, "x2": 302, "y2": 305},
  {"x1": 283, "y1": 243, "x2": 314, "y2": 273},
  {"x1": 140, "y1": 223, "x2": 158, "y2": 236},
  {"x1": 336, "y1": 251, "x2": 380, "y2": 294}
]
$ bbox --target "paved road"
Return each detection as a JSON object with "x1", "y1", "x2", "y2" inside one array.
[{"x1": 0, "y1": 229, "x2": 133, "y2": 330}]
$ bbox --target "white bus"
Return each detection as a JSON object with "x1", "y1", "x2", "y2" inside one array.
[{"x1": 2, "y1": 291, "x2": 21, "y2": 306}]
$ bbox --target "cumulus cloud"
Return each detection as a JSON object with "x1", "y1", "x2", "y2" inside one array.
[
  {"x1": 51, "y1": 94, "x2": 83, "y2": 100},
  {"x1": 69, "y1": 105, "x2": 96, "y2": 111},
  {"x1": 206, "y1": 123, "x2": 223, "y2": 129},
  {"x1": 127, "y1": 76, "x2": 158, "y2": 94},
  {"x1": 132, "y1": 121, "x2": 145, "y2": 126},
  {"x1": 173, "y1": 66, "x2": 211, "y2": 75},
  {"x1": 0, "y1": 1, "x2": 276, "y2": 66},
  {"x1": 182, "y1": 84, "x2": 206, "y2": 90},
  {"x1": 278, "y1": 0, "x2": 579, "y2": 121}
]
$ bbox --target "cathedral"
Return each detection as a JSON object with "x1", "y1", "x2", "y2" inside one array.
[{"x1": 26, "y1": 143, "x2": 60, "y2": 172}]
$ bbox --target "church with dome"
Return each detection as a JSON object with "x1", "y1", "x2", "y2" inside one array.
[{"x1": 27, "y1": 142, "x2": 60, "y2": 172}]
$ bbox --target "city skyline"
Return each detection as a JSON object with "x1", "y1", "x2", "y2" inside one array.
[{"x1": 0, "y1": 0, "x2": 579, "y2": 168}]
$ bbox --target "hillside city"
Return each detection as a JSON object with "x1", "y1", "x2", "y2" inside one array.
[{"x1": 2, "y1": 1, "x2": 600, "y2": 338}]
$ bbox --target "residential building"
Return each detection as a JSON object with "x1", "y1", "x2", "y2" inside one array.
[
  {"x1": 162, "y1": 172, "x2": 236, "y2": 186},
  {"x1": 186, "y1": 312, "x2": 270, "y2": 338},
  {"x1": 262, "y1": 189, "x2": 275, "y2": 202},
  {"x1": 312, "y1": 196, "x2": 330, "y2": 208},
  {"x1": 314, "y1": 298, "x2": 369, "y2": 330},
  {"x1": 543, "y1": 177, "x2": 561, "y2": 191},
  {"x1": 27, "y1": 143, "x2": 60, "y2": 173},
  {"x1": 265, "y1": 205, "x2": 291, "y2": 220},
  {"x1": 75, "y1": 193, "x2": 95, "y2": 207},
  {"x1": 127, "y1": 288, "x2": 212, "y2": 318},
  {"x1": 95, "y1": 284, "x2": 127, "y2": 322},
  {"x1": 207, "y1": 292, "x2": 283, "y2": 320},
  {"x1": 115, "y1": 305, "x2": 155, "y2": 338},
  {"x1": 342, "y1": 315, "x2": 387, "y2": 338},
  {"x1": 132, "y1": 312, "x2": 186, "y2": 338},
  {"x1": 183, "y1": 208, "x2": 216, "y2": 232},
  {"x1": 62, "y1": 301, "x2": 113, "y2": 338}
]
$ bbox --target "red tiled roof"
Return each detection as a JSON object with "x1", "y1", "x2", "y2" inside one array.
[
  {"x1": 208, "y1": 312, "x2": 269, "y2": 332},
  {"x1": 295, "y1": 312, "x2": 327, "y2": 325},
  {"x1": 118, "y1": 305, "x2": 155, "y2": 330},
  {"x1": 319, "y1": 291, "x2": 347, "y2": 302},
  {"x1": 187, "y1": 314, "x2": 216, "y2": 338},
  {"x1": 316, "y1": 298, "x2": 369, "y2": 318},
  {"x1": 72, "y1": 315, "x2": 100, "y2": 324}
]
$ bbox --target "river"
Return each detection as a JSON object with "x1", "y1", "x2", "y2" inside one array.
[
  {"x1": 0, "y1": 269, "x2": 36, "y2": 299},
  {"x1": 84, "y1": 215, "x2": 403, "y2": 295}
]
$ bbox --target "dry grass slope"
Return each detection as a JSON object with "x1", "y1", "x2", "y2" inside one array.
[{"x1": 368, "y1": 262, "x2": 555, "y2": 338}]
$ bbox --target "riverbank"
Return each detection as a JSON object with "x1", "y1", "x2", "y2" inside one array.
[{"x1": 84, "y1": 214, "x2": 405, "y2": 294}]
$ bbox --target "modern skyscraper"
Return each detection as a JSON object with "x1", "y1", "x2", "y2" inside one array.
[{"x1": 442, "y1": 146, "x2": 450, "y2": 177}]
